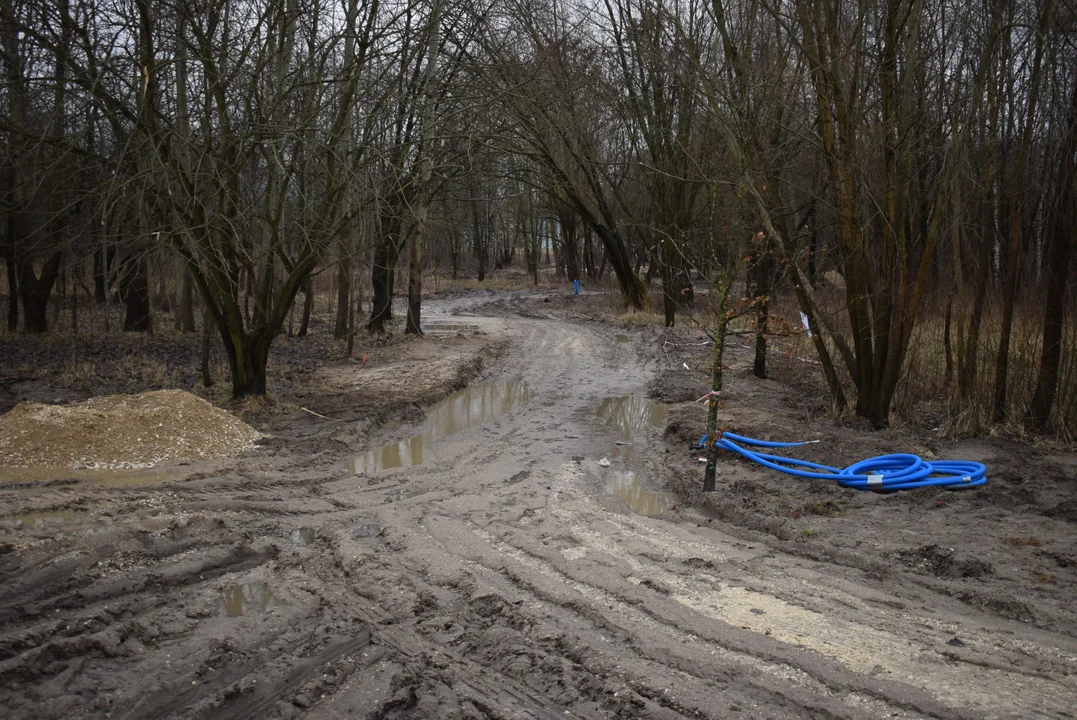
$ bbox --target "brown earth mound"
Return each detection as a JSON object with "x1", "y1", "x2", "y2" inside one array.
[{"x1": 0, "y1": 389, "x2": 261, "y2": 470}]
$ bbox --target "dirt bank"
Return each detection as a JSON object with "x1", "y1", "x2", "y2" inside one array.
[{"x1": 0, "y1": 289, "x2": 1074, "y2": 719}]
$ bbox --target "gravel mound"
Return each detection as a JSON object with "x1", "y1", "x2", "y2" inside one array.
[{"x1": 0, "y1": 390, "x2": 261, "y2": 470}]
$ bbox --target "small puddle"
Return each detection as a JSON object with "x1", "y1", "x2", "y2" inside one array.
[
  {"x1": 290, "y1": 527, "x2": 315, "y2": 547},
  {"x1": 595, "y1": 395, "x2": 667, "y2": 438},
  {"x1": 592, "y1": 395, "x2": 676, "y2": 516},
  {"x1": 220, "y1": 582, "x2": 288, "y2": 617},
  {"x1": 354, "y1": 380, "x2": 530, "y2": 474},
  {"x1": 603, "y1": 468, "x2": 676, "y2": 515}
]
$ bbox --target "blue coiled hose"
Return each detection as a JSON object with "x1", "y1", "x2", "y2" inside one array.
[{"x1": 698, "y1": 432, "x2": 987, "y2": 491}]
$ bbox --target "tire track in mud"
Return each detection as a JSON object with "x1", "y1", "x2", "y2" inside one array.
[{"x1": 2, "y1": 291, "x2": 1076, "y2": 718}]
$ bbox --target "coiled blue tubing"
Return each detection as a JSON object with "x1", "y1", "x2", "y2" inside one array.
[{"x1": 699, "y1": 432, "x2": 987, "y2": 491}]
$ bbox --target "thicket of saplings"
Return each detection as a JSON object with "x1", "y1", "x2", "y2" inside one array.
[{"x1": 1, "y1": 0, "x2": 1074, "y2": 440}]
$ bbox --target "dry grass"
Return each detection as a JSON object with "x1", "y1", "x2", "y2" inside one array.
[
  {"x1": 766, "y1": 287, "x2": 1077, "y2": 440},
  {"x1": 60, "y1": 358, "x2": 97, "y2": 384}
]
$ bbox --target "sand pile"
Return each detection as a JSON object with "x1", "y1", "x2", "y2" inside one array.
[{"x1": 0, "y1": 390, "x2": 262, "y2": 470}]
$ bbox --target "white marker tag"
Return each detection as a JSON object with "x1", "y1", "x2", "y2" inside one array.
[
  {"x1": 867, "y1": 474, "x2": 884, "y2": 486},
  {"x1": 962, "y1": 475, "x2": 971, "y2": 483}
]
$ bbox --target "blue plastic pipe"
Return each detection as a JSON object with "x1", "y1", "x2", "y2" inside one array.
[{"x1": 698, "y1": 432, "x2": 987, "y2": 491}]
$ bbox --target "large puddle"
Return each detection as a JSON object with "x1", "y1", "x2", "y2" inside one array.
[
  {"x1": 592, "y1": 396, "x2": 677, "y2": 516},
  {"x1": 354, "y1": 380, "x2": 530, "y2": 474}
]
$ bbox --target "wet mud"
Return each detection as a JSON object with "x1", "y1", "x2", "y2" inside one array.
[{"x1": 1, "y1": 289, "x2": 1075, "y2": 719}]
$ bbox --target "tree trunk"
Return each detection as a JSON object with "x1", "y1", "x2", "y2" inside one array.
[
  {"x1": 406, "y1": 0, "x2": 440, "y2": 336},
  {"x1": 405, "y1": 219, "x2": 425, "y2": 334},
  {"x1": 959, "y1": 242, "x2": 991, "y2": 398},
  {"x1": 752, "y1": 252, "x2": 773, "y2": 379},
  {"x1": 17, "y1": 251, "x2": 62, "y2": 334},
  {"x1": 70, "y1": 259, "x2": 78, "y2": 333},
  {"x1": 122, "y1": 255, "x2": 152, "y2": 332},
  {"x1": 5, "y1": 253, "x2": 16, "y2": 332},
  {"x1": 93, "y1": 244, "x2": 111, "y2": 303},
  {"x1": 201, "y1": 308, "x2": 214, "y2": 387},
  {"x1": 560, "y1": 213, "x2": 581, "y2": 283},
  {"x1": 703, "y1": 318, "x2": 727, "y2": 492},
  {"x1": 220, "y1": 328, "x2": 272, "y2": 398},
  {"x1": 334, "y1": 245, "x2": 350, "y2": 339},
  {"x1": 177, "y1": 269, "x2": 196, "y2": 331},
  {"x1": 369, "y1": 208, "x2": 401, "y2": 333},
  {"x1": 660, "y1": 235, "x2": 676, "y2": 327},
  {"x1": 297, "y1": 276, "x2": 313, "y2": 337}
]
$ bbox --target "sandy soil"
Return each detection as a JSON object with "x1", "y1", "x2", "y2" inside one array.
[
  {"x1": 0, "y1": 289, "x2": 1075, "y2": 719},
  {"x1": 0, "y1": 390, "x2": 262, "y2": 469}
]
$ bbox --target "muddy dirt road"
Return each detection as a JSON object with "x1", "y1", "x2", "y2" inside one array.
[{"x1": 2, "y1": 291, "x2": 1075, "y2": 719}]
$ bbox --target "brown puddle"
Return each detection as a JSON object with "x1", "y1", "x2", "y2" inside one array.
[
  {"x1": 603, "y1": 468, "x2": 676, "y2": 515},
  {"x1": 220, "y1": 582, "x2": 288, "y2": 617},
  {"x1": 354, "y1": 380, "x2": 530, "y2": 474},
  {"x1": 595, "y1": 395, "x2": 667, "y2": 438},
  {"x1": 593, "y1": 396, "x2": 677, "y2": 516}
]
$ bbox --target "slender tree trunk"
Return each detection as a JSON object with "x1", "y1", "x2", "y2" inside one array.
[
  {"x1": 334, "y1": 244, "x2": 350, "y2": 339},
  {"x1": 703, "y1": 318, "x2": 727, "y2": 492},
  {"x1": 5, "y1": 253, "x2": 16, "y2": 332},
  {"x1": 122, "y1": 254, "x2": 152, "y2": 332},
  {"x1": 178, "y1": 269, "x2": 196, "y2": 331},
  {"x1": 70, "y1": 259, "x2": 78, "y2": 333},
  {"x1": 407, "y1": 0, "x2": 440, "y2": 335},
  {"x1": 751, "y1": 247, "x2": 773, "y2": 379},
  {"x1": 201, "y1": 308, "x2": 214, "y2": 387},
  {"x1": 959, "y1": 249, "x2": 990, "y2": 398},
  {"x1": 943, "y1": 292, "x2": 954, "y2": 391},
  {"x1": 660, "y1": 234, "x2": 676, "y2": 327},
  {"x1": 297, "y1": 275, "x2": 313, "y2": 337},
  {"x1": 370, "y1": 207, "x2": 401, "y2": 333},
  {"x1": 560, "y1": 213, "x2": 581, "y2": 283}
]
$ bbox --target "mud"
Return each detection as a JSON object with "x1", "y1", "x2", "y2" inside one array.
[{"x1": 0, "y1": 289, "x2": 1075, "y2": 719}]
